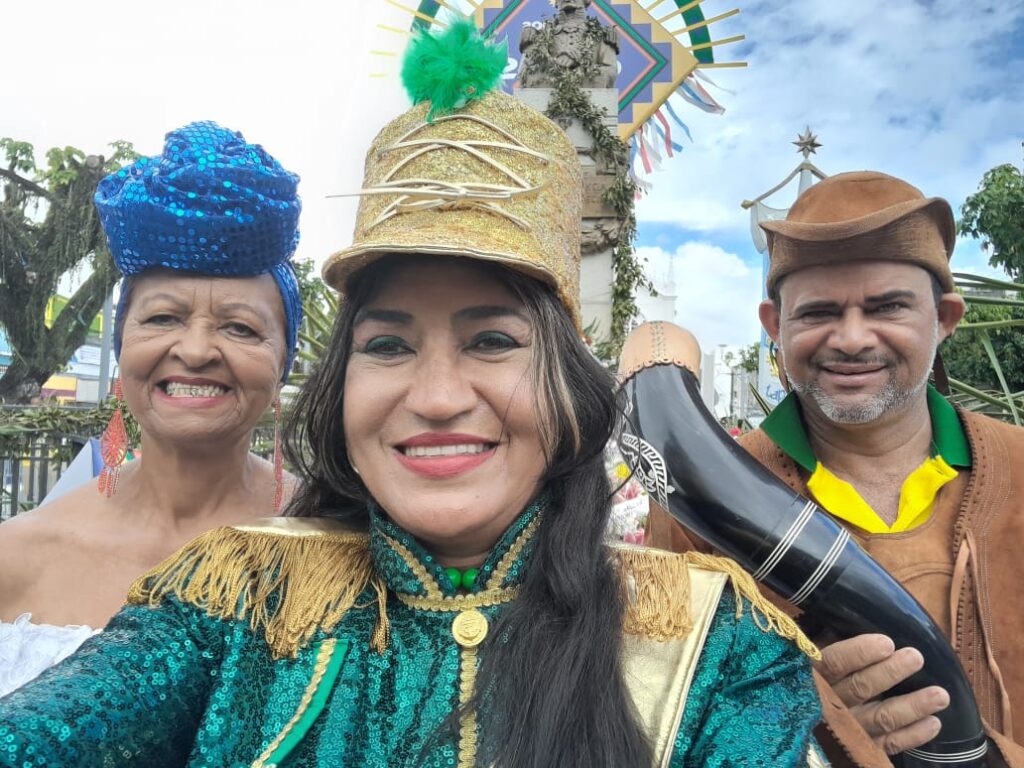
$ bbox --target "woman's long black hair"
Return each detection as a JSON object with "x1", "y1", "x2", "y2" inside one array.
[{"x1": 283, "y1": 255, "x2": 653, "y2": 767}]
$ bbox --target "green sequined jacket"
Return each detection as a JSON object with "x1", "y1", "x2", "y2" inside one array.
[{"x1": 0, "y1": 503, "x2": 825, "y2": 767}]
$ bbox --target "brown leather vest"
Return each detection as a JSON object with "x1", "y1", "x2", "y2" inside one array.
[{"x1": 647, "y1": 409, "x2": 1024, "y2": 767}]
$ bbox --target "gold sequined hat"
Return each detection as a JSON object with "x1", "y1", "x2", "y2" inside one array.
[{"x1": 323, "y1": 20, "x2": 583, "y2": 327}]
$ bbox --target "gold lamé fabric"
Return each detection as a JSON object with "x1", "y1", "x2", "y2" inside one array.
[{"x1": 323, "y1": 90, "x2": 583, "y2": 328}]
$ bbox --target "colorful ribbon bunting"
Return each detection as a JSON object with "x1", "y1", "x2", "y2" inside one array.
[
  {"x1": 663, "y1": 100, "x2": 693, "y2": 142},
  {"x1": 679, "y1": 75, "x2": 725, "y2": 114},
  {"x1": 694, "y1": 69, "x2": 735, "y2": 95},
  {"x1": 653, "y1": 110, "x2": 683, "y2": 156},
  {"x1": 637, "y1": 130, "x2": 653, "y2": 174}
]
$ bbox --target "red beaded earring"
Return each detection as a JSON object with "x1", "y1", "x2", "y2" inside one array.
[{"x1": 98, "y1": 379, "x2": 128, "y2": 497}]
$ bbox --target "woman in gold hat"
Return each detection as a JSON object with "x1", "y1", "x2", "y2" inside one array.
[{"x1": 0, "y1": 22, "x2": 826, "y2": 767}]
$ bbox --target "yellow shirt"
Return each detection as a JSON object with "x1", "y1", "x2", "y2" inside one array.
[
  {"x1": 760, "y1": 386, "x2": 971, "y2": 535},
  {"x1": 806, "y1": 456, "x2": 958, "y2": 534}
]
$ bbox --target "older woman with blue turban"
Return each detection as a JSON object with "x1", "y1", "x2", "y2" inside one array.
[{"x1": 0, "y1": 121, "x2": 303, "y2": 697}]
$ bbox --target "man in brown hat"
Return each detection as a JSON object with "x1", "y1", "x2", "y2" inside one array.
[{"x1": 648, "y1": 171, "x2": 1024, "y2": 767}]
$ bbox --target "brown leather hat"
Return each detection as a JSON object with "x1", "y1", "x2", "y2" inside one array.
[{"x1": 761, "y1": 171, "x2": 956, "y2": 298}]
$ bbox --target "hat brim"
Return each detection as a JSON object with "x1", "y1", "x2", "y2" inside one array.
[
  {"x1": 323, "y1": 242, "x2": 560, "y2": 297},
  {"x1": 760, "y1": 196, "x2": 955, "y2": 254}
]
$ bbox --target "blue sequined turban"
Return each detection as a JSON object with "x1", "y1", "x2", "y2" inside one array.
[{"x1": 95, "y1": 121, "x2": 303, "y2": 379}]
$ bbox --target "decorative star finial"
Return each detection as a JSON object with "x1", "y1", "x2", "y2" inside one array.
[{"x1": 793, "y1": 127, "x2": 822, "y2": 158}]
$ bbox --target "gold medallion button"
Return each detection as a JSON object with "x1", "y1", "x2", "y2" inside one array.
[{"x1": 451, "y1": 609, "x2": 489, "y2": 648}]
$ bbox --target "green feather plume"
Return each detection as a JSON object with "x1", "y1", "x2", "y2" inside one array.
[{"x1": 401, "y1": 18, "x2": 508, "y2": 122}]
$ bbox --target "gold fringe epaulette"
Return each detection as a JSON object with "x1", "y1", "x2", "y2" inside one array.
[
  {"x1": 127, "y1": 518, "x2": 388, "y2": 659},
  {"x1": 612, "y1": 546, "x2": 820, "y2": 660}
]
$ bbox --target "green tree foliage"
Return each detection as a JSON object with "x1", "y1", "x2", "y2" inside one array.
[
  {"x1": 737, "y1": 342, "x2": 759, "y2": 374},
  {"x1": 959, "y1": 153, "x2": 1024, "y2": 281},
  {"x1": 525, "y1": 17, "x2": 650, "y2": 357},
  {"x1": 288, "y1": 259, "x2": 338, "y2": 386},
  {"x1": 722, "y1": 342, "x2": 759, "y2": 374},
  {"x1": 291, "y1": 258, "x2": 325, "y2": 313},
  {"x1": 943, "y1": 302, "x2": 1024, "y2": 393},
  {"x1": 945, "y1": 155, "x2": 1024, "y2": 421},
  {"x1": 0, "y1": 137, "x2": 136, "y2": 403}
]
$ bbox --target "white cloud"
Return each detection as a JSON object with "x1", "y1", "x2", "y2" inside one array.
[
  {"x1": 637, "y1": 242, "x2": 764, "y2": 349},
  {"x1": 951, "y1": 236, "x2": 1016, "y2": 281},
  {"x1": 2, "y1": 0, "x2": 416, "y2": 271},
  {"x1": 3, "y1": 0, "x2": 1020, "y2": 288},
  {"x1": 634, "y1": 0, "x2": 1024, "y2": 245}
]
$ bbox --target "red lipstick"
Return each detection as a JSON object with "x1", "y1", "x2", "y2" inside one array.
[{"x1": 394, "y1": 432, "x2": 497, "y2": 479}]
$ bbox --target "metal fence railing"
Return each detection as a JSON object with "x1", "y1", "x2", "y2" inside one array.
[
  {"x1": 1, "y1": 428, "x2": 278, "y2": 521},
  {"x1": 1, "y1": 435, "x2": 81, "y2": 521}
]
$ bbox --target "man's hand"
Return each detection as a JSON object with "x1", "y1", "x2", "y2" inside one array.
[{"x1": 817, "y1": 634, "x2": 950, "y2": 756}]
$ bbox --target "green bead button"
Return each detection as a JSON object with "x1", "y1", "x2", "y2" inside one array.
[
  {"x1": 445, "y1": 567, "x2": 462, "y2": 590},
  {"x1": 444, "y1": 567, "x2": 480, "y2": 591}
]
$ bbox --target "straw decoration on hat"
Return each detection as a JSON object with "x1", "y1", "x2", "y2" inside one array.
[{"x1": 324, "y1": 18, "x2": 583, "y2": 327}]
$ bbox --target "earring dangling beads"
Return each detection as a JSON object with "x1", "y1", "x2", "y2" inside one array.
[
  {"x1": 273, "y1": 397, "x2": 284, "y2": 513},
  {"x1": 98, "y1": 379, "x2": 129, "y2": 497}
]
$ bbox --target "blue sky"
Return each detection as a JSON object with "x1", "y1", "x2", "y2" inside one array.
[
  {"x1": 630, "y1": 0, "x2": 1024, "y2": 348},
  {"x1": 3, "y1": 0, "x2": 1022, "y2": 352}
]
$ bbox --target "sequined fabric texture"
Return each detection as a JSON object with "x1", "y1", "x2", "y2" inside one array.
[
  {"x1": 96, "y1": 121, "x2": 300, "y2": 278},
  {"x1": 672, "y1": 587, "x2": 822, "y2": 766},
  {"x1": 0, "y1": 503, "x2": 823, "y2": 767},
  {"x1": 322, "y1": 91, "x2": 584, "y2": 329},
  {"x1": 96, "y1": 120, "x2": 303, "y2": 376}
]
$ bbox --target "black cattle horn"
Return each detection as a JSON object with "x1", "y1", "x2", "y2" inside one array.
[{"x1": 618, "y1": 321, "x2": 987, "y2": 768}]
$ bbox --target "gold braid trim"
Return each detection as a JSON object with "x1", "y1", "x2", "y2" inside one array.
[
  {"x1": 457, "y1": 646, "x2": 480, "y2": 768},
  {"x1": 127, "y1": 521, "x2": 386, "y2": 659},
  {"x1": 381, "y1": 533, "x2": 444, "y2": 599},
  {"x1": 612, "y1": 546, "x2": 820, "y2": 660},
  {"x1": 396, "y1": 587, "x2": 520, "y2": 612},
  {"x1": 489, "y1": 514, "x2": 541, "y2": 589},
  {"x1": 252, "y1": 638, "x2": 338, "y2": 768}
]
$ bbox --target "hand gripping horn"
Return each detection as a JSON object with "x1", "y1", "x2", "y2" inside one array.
[{"x1": 617, "y1": 321, "x2": 987, "y2": 768}]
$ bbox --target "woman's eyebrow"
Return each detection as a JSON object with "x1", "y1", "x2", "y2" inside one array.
[
  {"x1": 216, "y1": 302, "x2": 272, "y2": 323},
  {"x1": 353, "y1": 308, "x2": 414, "y2": 326},
  {"x1": 134, "y1": 293, "x2": 190, "y2": 311},
  {"x1": 453, "y1": 305, "x2": 529, "y2": 322}
]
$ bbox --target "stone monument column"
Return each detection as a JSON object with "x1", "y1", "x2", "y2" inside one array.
[{"x1": 515, "y1": 0, "x2": 625, "y2": 341}]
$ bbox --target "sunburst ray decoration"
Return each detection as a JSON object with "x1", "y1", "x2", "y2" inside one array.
[{"x1": 368, "y1": 0, "x2": 746, "y2": 188}]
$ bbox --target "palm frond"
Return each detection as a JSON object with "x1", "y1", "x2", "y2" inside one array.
[
  {"x1": 948, "y1": 376, "x2": 1024, "y2": 417},
  {"x1": 287, "y1": 283, "x2": 340, "y2": 388},
  {"x1": 977, "y1": 331, "x2": 1021, "y2": 425},
  {"x1": 749, "y1": 382, "x2": 775, "y2": 415},
  {"x1": 944, "y1": 270, "x2": 1024, "y2": 423},
  {"x1": 953, "y1": 272, "x2": 1024, "y2": 294}
]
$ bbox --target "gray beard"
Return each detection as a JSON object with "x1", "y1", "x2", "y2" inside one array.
[{"x1": 785, "y1": 325, "x2": 938, "y2": 425}]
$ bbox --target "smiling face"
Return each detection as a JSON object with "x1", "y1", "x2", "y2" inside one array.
[
  {"x1": 759, "y1": 261, "x2": 965, "y2": 425},
  {"x1": 117, "y1": 271, "x2": 287, "y2": 447},
  {"x1": 343, "y1": 259, "x2": 547, "y2": 560}
]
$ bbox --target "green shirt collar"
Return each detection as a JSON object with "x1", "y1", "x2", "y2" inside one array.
[
  {"x1": 927, "y1": 385, "x2": 971, "y2": 467},
  {"x1": 761, "y1": 384, "x2": 971, "y2": 472}
]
